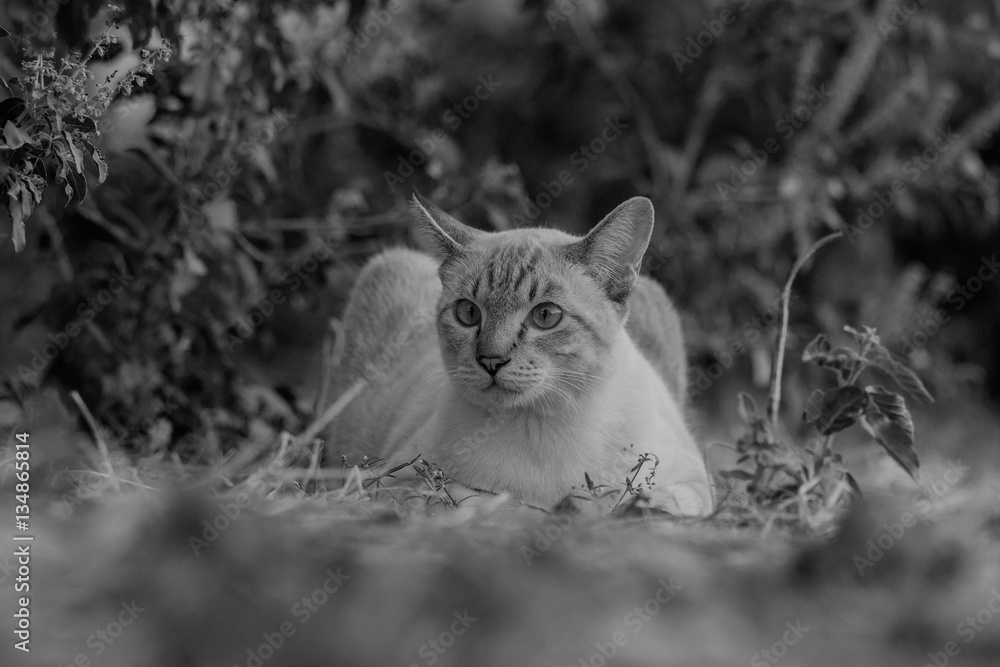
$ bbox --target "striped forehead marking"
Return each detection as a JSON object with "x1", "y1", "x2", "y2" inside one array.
[{"x1": 475, "y1": 245, "x2": 547, "y2": 298}]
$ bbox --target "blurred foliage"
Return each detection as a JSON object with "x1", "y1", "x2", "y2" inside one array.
[{"x1": 1, "y1": 0, "x2": 999, "y2": 459}]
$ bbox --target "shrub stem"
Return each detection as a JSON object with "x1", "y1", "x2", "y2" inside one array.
[{"x1": 767, "y1": 231, "x2": 844, "y2": 433}]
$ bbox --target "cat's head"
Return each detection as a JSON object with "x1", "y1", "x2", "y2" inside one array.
[{"x1": 411, "y1": 193, "x2": 654, "y2": 412}]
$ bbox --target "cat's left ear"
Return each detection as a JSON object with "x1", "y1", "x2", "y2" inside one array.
[
  {"x1": 410, "y1": 193, "x2": 482, "y2": 263},
  {"x1": 566, "y1": 197, "x2": 654, "y2": 302}
]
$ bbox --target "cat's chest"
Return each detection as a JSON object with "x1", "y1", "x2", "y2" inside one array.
[{"x1": 418, "y1": 407, "x2": 639, "y2": 502}]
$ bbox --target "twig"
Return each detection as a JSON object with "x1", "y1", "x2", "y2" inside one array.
[
  {"x1": 36, "y1": 207, "x2": 73, "y2": 281},
  {"x1": 305, "y1": 440, "x2": 324, "y2": 493},
  {"x1": 68, "y1": 391, "x2": 118, "y2": 491},
  {"x1": 935, "y1": 92, "x2": 1000, "y2": 173},
  {"x1": 297, "y1": 379, "x2": 367, "y2": 448},
  {"x1": 313, "y1": 317, "x2": 345, "y2": 416},
  {"x1": 792, "y1": 37, "x2": 823, "y2": 110},
  {"x1": 676, "y1": 68, "x2": 731, "y2": 194},
  {"x1": 813, "y1": 0, "x2": 896, "y2": 136},
  {"x1": 767, "y1": 231, "x2": 844, "y2": 432},
  {"x1": 612, "y1": 453, "x2": 658, "y2": 511},
  {"x1": 566, "y1": 12, "x2": 665, "y2": 197}
]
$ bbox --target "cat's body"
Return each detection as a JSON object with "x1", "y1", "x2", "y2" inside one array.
[{"x1": 328, "y1": 197, "x2": 713, "y2": 515}]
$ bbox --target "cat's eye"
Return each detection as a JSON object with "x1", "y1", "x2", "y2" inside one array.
[
  {"x1": 454, "y1": 299, "x2": 481, "y2": 327},
  {"x1": 530, "y1": 302, "x2": 563, "y2": 329}
]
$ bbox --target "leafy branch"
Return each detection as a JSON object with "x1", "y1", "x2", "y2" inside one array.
[
  {"x1": 1, "y1": 21, "x2": 171, "y2": 251},
  {"x1": 801, "y1": 325, "x2": 932, "y2": 481}
]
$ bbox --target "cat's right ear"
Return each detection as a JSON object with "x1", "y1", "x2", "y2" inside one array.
[
  {"x1": 566, "y1": 196, "x2": 654, "y2": 303},
  {"x1": 410, "y1": 193, "x2": 480, "y2": 263}
]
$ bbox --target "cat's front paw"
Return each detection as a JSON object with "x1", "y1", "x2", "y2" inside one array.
[{"x1": 653, "y1": 482, "x2": 715, "y2": 517}]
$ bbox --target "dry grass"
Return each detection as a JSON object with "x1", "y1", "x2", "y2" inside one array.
[{"x1": 1, "y1": 401, "x2": 999, "y2": 667}]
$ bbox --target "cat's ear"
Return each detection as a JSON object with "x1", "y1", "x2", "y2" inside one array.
[
  {"x1": 410, "y1": 193, "x2": 481, "y2": 262},
  {"x1": 566, "y1": 196, "x2": 654, "y2": 302}
]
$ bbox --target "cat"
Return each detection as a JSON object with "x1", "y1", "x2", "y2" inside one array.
[{"x1": 326, "y1": 194, "x2": 714, "y2": 516}]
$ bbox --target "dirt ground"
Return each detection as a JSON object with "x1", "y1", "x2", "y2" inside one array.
[{"x1": 1, "y1": 394, "x2": 999, "y2": 667}]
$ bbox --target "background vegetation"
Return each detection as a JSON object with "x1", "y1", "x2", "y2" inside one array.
[{"x1": 2, "y1": 0, "x2": 999, "y2": 453}]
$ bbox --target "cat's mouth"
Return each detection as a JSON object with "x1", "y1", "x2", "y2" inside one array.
[{"x1": 484, "y1": 378, "x2": 519, "y2": 394}]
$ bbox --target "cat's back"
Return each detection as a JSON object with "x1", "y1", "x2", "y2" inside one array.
[
  {"x1": 626, "y1": 276, "x2": 688, "y2": 402},
  {"x1": 327, "y1": 247, "x2": 442, "y2": 459}
]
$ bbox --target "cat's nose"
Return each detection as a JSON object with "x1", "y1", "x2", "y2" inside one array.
[{"x1": 477, "y1": 356, "x2": 510, "y2": 376}]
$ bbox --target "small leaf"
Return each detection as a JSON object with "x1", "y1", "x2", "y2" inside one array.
[
  {"x1": 64, "y1": 132, "x2": 85, "y2": 172},
  {"x1": 868, "y1": 347, "x2": 934, "y2": 403},
  {"x1": 865, "y1": 386, "x2": 914, "y2": 443},
  {"x1": 801, "y1": 334, "x2": 831, "y2": 363},
  {"x1": 3, "y1": 120, "x2": 29, "y2": 149},
  {"x1": 719, "y1": 469, "x2": 753, "y2": 481},
  {"x1": 67, "y1": 116, "x2": 98, "y2": 133},
  {"x1": 65, "y1": 167, "x2": 88, "y2": 204},
  {"x1": 802, "y1": 334, "x2": 860, "y2": 380},
  {"x1": 92, "y1": 149, "x2": 108, "y2": 184},
  {"x1": 23, "y1": 177, "x2": 41, "y2": 204},
  {"x1": 860, "y1": 409, "x2": 920, "y2": 481},
  {"x1": 8, "y1": 197, "x2": 25, "y2": 252},
  {"x1": 845, "y1": 324, "x2": 879, "y2": 343},
  {"x1": 843, "y1": 324, "x2": 863, "y2": 340},
  {"x1": 803, "y1": 386, "x2": 868, "y2": 435},
  {"x1": 737, "y1": 392, "x2": 758, "y2": 422},
  {"x1": 0, "y1": 98, "x2": 25, "y2": 127}
]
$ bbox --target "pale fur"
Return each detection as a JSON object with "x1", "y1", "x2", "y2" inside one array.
[{"x1": 327, "y1": 196, "x2": 713, "y2": 515}]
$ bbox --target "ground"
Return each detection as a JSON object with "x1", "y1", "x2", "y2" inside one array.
[{"x1": 1, "y1": 390, "x2": 999, "y2": 667}]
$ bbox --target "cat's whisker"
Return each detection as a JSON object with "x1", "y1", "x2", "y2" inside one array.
[
  {"x1": 417, "y1": 370, "x2": 454, "y2": 392},
  {"x1": 548, "y1": 368, "x2": 602, "y2": 385},
  {"x1": 547, "y1": 371, "x2": 601, "y2": 402},
  {"x1": 551, "y1": 383, "x2": 584, "y2": 416}
]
